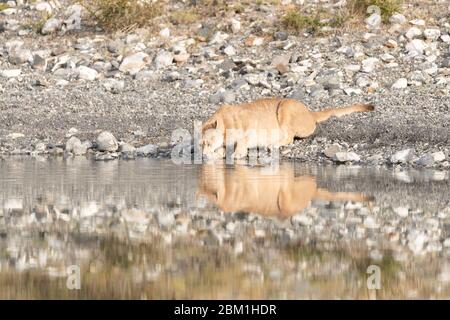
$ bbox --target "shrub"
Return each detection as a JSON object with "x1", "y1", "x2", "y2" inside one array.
[
  {"x1": 82, "y1": 0, "x2": 161, "y2": 31},
  {"x1": 282, "y1": 10, "x2": 324, "y2": 32},
  {"x1": 346, "y1": 0, "x2": 403, "y2": 20}
]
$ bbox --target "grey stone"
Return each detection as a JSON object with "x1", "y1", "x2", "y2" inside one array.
[
  {"x1": 96, "y1": 131, "x2": 119, "y2": 152},
  {"x1": 66, "y1": 136, "x2": 88, "y2": 155},
  {"x1": 41, "y1": 18, "x2": 61, "y2": 35},
  {"x1": 77, "y1": 66, "x2": 98, "y2": 81},
  {"x1": 102, "y1": 79, "x2": 125, "y2": 93},
  {"x1": 119, "y1": 52, "x2": 151, "y2": 75},
  {"x1": 390, "y1": 148, "x2": 414, "y2": 163},
  {"x1": 154, "y1": 50, "x2": 173, "y2": 69},
  {"x1": 324, "y1": 144, "x2": 341, "y2": 158},
  {"x1": 136, "y1": 144, "x2": 158, "y2": 156},
  {"x1": 333, "y1": 152, "x2": 361, "y2": 162}
]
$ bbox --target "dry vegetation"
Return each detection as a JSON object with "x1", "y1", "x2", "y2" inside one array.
[
  {"x1": 81, "y1": 0, "x2": 161, "y2": 31},
  {"x1": 74, "y1": 0, "x2": 403, "y2": 33},
  {"x1": 0, "y1": 3, "x2": 11, "y2": 11},
  {"x1": 282, "y1": 0, "x2": 404, "y2": 33}
]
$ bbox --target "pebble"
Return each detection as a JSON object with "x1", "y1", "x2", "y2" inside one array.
[
  {"x1": 224, "y1": 45, "x2": 236, "y2": 56},
  {"x1": 41, "y1": 18, "x2": 61, "y2": 34},
  {"x1": 77, "y1": 66, "x2": 98, "y2": 81},
  {"x1": 119, "y1": 52, "x2": 151, "y2": 75},
  {"x1": 361, "y1": 57, "x2": 380, "y2": 73},
  {"x1": 405, "y1": 27, "x2": 422, "y2": 39},
  {"x1": 102, "y1": 78, "x2": 125, "y2": 93},
  {"x1": 389, "y1": 13, "x2": 407, "y2": 25},
  {"x1": 230, "y1": 18, "x2": 241, "y2": 33},
  {"x1": 154, "y1": 50, "x2": 173, "y2": 69},
  {"x1": 416, "y1": 154, "x2": 434, "y2": 166},
  {"x1": 159, "y1": 27, "x2": 170, "y2": 38},
  {"x1": 365, "y1": 13, "x2": 381, "y2": 29},
  {"x1": 0, "y1": 69, "x2": 21, "y2": 78},
  {"x1": 392, "y1": 78, "x2": 408, "y2": 89},
  {"x1": 432, "y1": 151, "x2": 446, "y2": 162},
  {"x1": 424, "y1": 29, "x2": 441, "y2": 41},
  {"x1": 406, "y1": 39, "x2": 427, "y2": 57}
]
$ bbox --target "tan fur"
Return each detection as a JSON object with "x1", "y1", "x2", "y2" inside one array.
[
  {"x1": 201, "y1": 98, "x2": 374, "y2": 158},
  {"x1": 197, "y1": 165, "x2": 373, "y2": 218}
]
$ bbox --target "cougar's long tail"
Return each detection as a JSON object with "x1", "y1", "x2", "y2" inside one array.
[{"x1": 312, "y1": 103, "x2": 375, "y2": 123}]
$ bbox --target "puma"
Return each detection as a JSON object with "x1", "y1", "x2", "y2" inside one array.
[
  {"x1": 201, "y1": 98, "x2": 374, "y2": 159},
  {"x1": 197, "y1": 164, "x2": 373, "y2": 218}
]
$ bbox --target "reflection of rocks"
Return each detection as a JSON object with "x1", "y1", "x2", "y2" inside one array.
[{"x1": 0, "y1": 158, "x2": 449, "y2": 298}]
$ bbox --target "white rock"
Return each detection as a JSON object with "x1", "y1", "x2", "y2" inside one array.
[
  {"x1": 389, "y1": 13, "x2": 407, "y2": 25},
  {"x1": 441, "y1": 34, "x2": 450, "y2": 43},
  {"x1": 365, "y1": 13, "x2": 381, "y2": 29},
  {"x1": 6, "y1": 132, "x2": 24, "y2": 139},
  {"x1": 159, "y1": 27, "x2": 170, "y2": 38},
  {"x1": 77, "y1": 66, "x2": 98, "y2": 81},
  {"x1": 119, "y1": 143, "x2": 135, "y2": 153},
  {"x1": 408, "y1": 231, "x2": 427, "y2": 255},
  {"x1": 66, "y1": 136, "x2": 88, "y2": 155},
  {"x1": 96, "y1": 131, "x2": 118, "y2": 152},
  {"x1": 136, "y1": 144, "x2": 158, "y2": 156},
  {"x1": 66, "y1": 127, "x2": 78, "y2": 138},
  {"x1": 102, "y1": 79, "x2": 124, "y2": 93},
  {"x1": 8, "y1": 47, "x2": 33, "y2": 64},
  {"x1": 344, "y1": 64, "x2": 361, "y2": 72},
  {"x1": 63, "y1": 4, "x2": 84, "y2": 31},
  {"x1": 35, "y1": 2, "x2": 53, "y2": 15},
  {"x1": 343, "y1": 87, "x2": 362, "y2": 95},
  {"x1": 224, "y1": 45, "x2": 236, "y2": 56},
  {"x1": 230, "y1": 18, "x2": 241, "y2": 33},
  {"x1": 444, "y1": 238, "x2": 450, "y2": 247},
  {"x1": 364, "y1": 216, "x2": 379, "y2": 229},
  {"x1": 423, "y1": 29, "x2": 441, "y2": 41},
  {"x1": 405, "y1": 27, "x2": 422, "y2": 39},
  {"x1": 391, "y1": 78, "x2": 408, "y2": 89},
  {"x1": 432, "y1": 151, "x2": 446, "y2": 162},
  {"x1": 0, "y1": 69, "x2": 21, "y2": 78},
  {"x1": 390, "y1": 148, "x2": 414, "y2": 163},
  {"x1": 394, "y1": 207, "x2": 409, "y2": 218},
  {"x1": 333, "y1": 152, "x2": 361, "y2": 162},
  {"x1": 154, "y1": 50, "x2": 173, "y2": 69},
  {"x1": 380, "y1": 53, "x2": 395, "y2": 62},
  {"x1": 41, "y1": 18, "x2": 61, "y2": 34},
  {"x1": 119, "y1": 52, "x2": 150, "y2": 75},
  {"x1": 409, "y1": 19, "x2": 425, "y2": 26},
  {"x1": 1, "y1": 8, "x2": 16, "y2": 15},
  {"x1": 361, "y1": 57, "x2": 380, "y2": 73},
  {"x1": 209, "y1": 31, "x2": 229, "y2": 45},
  {"x1": 406, "y1": 39, "x2": 427, "y2": 57}
]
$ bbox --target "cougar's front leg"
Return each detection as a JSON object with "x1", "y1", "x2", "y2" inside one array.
[{"x1": 232, "y1": 142, "x2": 248, "y2": 159}]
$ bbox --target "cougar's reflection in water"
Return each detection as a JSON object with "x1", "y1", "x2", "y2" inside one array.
[{"x1": 197, "y1": 164, "x2": 374, "y2": 218}]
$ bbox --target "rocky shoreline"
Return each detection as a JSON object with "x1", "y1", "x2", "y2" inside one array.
[{"x1": 0, "y1": 0, "x2": 449, "y2": 168}]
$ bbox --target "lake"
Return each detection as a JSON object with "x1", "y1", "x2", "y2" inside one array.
[{"x1": 0, "y1": 157, "x2": 449, "y2": 299}]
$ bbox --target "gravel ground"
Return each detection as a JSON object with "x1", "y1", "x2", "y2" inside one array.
[{"x1": 0, "y1": 0, "x2": 449, "y2": 167}]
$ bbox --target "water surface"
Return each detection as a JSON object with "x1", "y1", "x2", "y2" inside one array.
[{"x1": 0, "y1": 157, "x2": 449, "y2": 299}]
